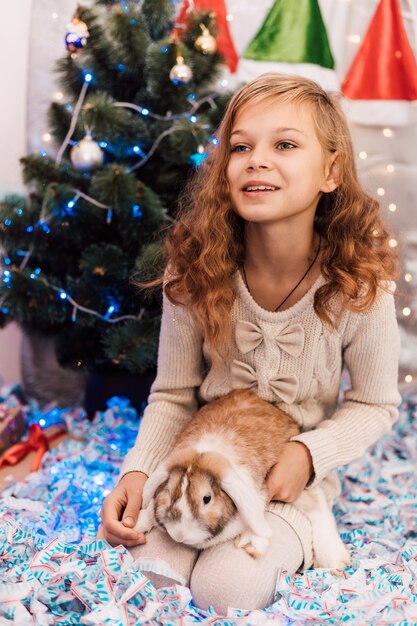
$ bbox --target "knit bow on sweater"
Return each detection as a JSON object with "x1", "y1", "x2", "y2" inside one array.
[{"x1": 235, "y1": 320, "x2": 305, "y2": 356}]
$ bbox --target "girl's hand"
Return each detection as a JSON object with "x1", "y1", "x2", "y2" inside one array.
[
  {"x1": 97, "y1": 471, "x2": 148, "y2": 547},
  {"x1": 266, "y1": 441, "x2": 313, "y2": 503}
]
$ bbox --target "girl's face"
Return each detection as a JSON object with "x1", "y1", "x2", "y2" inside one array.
[{"x1": 227, "y1": 99, "x2": 337, "y2": 227}]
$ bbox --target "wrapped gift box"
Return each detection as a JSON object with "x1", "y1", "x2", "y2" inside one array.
[{"x1": 0, "y1": 405, "x2": 26, "y2": 453}]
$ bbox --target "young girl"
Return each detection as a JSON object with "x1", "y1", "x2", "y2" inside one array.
[{"x1": 99, "y1": 74, "x2": 401, "y2": 614}]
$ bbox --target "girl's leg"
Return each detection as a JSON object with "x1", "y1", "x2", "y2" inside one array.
[
  {"x1": 190, "y1": 512, "x2": 305, "y2": 615},
  {"x1": 129, "y1": 527, "x2": 199, "y2": 588}
]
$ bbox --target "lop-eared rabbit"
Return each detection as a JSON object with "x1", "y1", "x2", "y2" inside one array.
[{"x1": 135, "y1": 389, "x2": 350, "y2": 567}]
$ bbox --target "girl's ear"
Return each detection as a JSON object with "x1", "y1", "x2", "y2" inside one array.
[{"x1": 321, "y1": 152, "x2": 340, "y2": 193}]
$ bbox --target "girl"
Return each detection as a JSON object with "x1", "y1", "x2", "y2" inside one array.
[{"x1": 99, "y1": 74, "x2": 401, "y2": 614}]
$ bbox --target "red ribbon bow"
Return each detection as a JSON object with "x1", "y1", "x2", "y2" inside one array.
[{"x1": 0, "y1": 424, "x2": 66, "y2": 472}]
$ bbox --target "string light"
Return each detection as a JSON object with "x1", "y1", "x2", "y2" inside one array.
[
  {"x1": 346, "y1": 34, "x2": 361, "y2": 43},
  {"x1": 0, "y1": 265, "x2": 141, "y2": 325},
  {"x1": 405, "y1": 375, "x2": 413, "y2": 383},
  {"x1": 403, "y1": 307, "x2": 411, "y2": 316},
  {"x1": 382, "y1": 128, "x2": 393, "y2": 137},
  {"x1": 388, "y1": 238, "x2": 398, "y2": 248},
  {"x1": 388, "y1": 203, "x2": 397, "y2": 212},
  {"x1": 386, "y1": 164, "x2": 395, "y2": 173},
  {"x1": 377, "y1": 188, "x2": 385, "y2": 196},
  {"x1": 405, "y1": 274, "x2": 412, "y2": 282}
]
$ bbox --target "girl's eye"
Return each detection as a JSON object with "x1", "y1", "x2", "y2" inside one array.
[
  {"x1": 230, "y1": 144, "x2": 249, "y2": 153},
  {"x1": 277, "y1": 141, "x2": 295, "y2": 150}
]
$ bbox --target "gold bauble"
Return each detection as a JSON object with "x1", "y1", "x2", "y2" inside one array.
[{"x1": 195, "y1": 27, "x2": 217, "y2": 55}]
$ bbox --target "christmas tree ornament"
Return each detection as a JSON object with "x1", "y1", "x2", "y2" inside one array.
[
  {"x1": 70, "y1": 134, "x2": 104, "y2": 171},
  {"x1": 169, "y1": 56, "x2": 193, "y2": 84},
  {"x1": 243, "y1": 0, "x2": 334, "y2": 69},
  {"x1": 195, "y1": 24, "x2": 217, "y2": 55},
  {"x1": 65, "y1": 16, "x2": 90, "y2": 54},
  {"x1": 174, "y1": 0, "x2": 238, "y2": 72},
  {"x1": 342, "y1": 0, "x2": 417, "y2": 101}
]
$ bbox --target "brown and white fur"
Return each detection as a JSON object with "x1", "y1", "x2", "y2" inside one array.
[{"x1": 135, "y1": 389, "x2": 350, "y2": 567}]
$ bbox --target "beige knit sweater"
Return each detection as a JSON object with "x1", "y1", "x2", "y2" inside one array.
[{"x1": 121, "y1": 272, "x2": 401, "y2": 568}]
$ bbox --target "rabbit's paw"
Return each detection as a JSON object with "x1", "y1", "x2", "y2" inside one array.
[
  {"x1": 313, "y1": 533, "x2": 351, "y2": 569},
  {"x1": 134, "y1": 508, "x2": 154, "y2": 534},
  {"x1": 235, "y1": 531, "x2": 268, "y2": 559}
]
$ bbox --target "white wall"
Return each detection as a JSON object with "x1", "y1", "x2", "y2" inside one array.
[{"x1": 0, "y1": 1, "x2": 32, "y2": 384}]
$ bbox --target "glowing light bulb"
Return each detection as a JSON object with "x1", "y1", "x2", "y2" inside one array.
[
  {"x1": 382, "y1": 128, "x2": 393, "y2": 137},
  {"x1": 388, "y1": 239, "x2": 397, "y2": 248},
  {"x1": 405, "y1": 273, "x2": 412, "y2": 282},
  {"x1": 359, "y1": 151, "x2": 367, "y2": 160},
  {"x1": 405, "y1": 375, "x2": 413, "y2": 383},
  {"x1": 377, "y1": 188, "x2": 385, "y2": 196},
  {"x1": 403, "y1": 307, "x2": 411, "y2": 316},
  {"x1": 388, "y1": 203, "x2": 397, "y2": 212},
  {"x1": 386, "y1": 164, "x2": 395, "y2": 173},
  {"x1": 52, "y1": 12, "x2": 58, "y2": 19},
  {"x1": 43, "y1": 133, "x2": 51, "y2": 142},
  {"x1": 54, "y1": 91, "x2": 64, "y2": 101},
  {"x1": 226, "y1": 13, "x2": 233, "y2": 21}
]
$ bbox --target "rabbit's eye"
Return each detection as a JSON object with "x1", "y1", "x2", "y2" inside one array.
[{"x1": 203, "y1": 494, "x2": 211, "y2": 504}]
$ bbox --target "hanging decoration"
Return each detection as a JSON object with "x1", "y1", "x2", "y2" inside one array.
[
  {"x1": 342, "y1": 0, "x2": 417, "y2": 101},
  {"x1": 174, "y1": 0, "x2": 238, "y2": 73},
  {"x1": 243, "y1": 0, "x2": 334, "y2": 69},
  {"x1": 169, "y1": 55, "x2": 193, "y2": 84},
  {"x1": 65, "y1": 15, "x2": 90, "y2": 54},
  {"x1": 195, "y1": 23, "x2": 217, "y2": 55},
  {"x1": 70, "y1": 134, "x2": 104, "y2": 170}
]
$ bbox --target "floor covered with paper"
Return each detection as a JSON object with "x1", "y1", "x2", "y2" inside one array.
[{"x1": 0, "y1": 389, "x2": 417, "y2": 625}]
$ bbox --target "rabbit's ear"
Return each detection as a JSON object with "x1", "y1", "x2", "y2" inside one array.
[
  {"x1": 142, "y1": 463, "x2": 169, "y2": 508},
  {"x1": 221, "y1": 469, "x2": 271, "y2": 539}
]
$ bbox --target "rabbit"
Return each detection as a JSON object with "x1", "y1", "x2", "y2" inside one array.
[{"x1": 135, "y1": 389, "x2": 350, "y2": 567}]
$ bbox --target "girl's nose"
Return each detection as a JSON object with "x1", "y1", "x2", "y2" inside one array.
[{"x1": 246, "y1": 147, "x2": 272, "y2": 170}]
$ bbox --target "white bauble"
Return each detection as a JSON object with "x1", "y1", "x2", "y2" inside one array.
[
  {"x1": 70, "y1": 135, "x2": 104, "y2": 170},
  {"x1": 169, "y1": 56, "x2": 193, "y2": 84}
]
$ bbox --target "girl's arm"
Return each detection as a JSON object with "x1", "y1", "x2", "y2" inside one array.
[
  {"x1": 291, "y1": 285, "x2": 401, "y2": 487},
  {"x1": 120, "y1": 291, "x2": 204, "y2": 479}
]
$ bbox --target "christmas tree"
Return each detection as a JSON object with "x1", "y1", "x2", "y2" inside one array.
[{"x1": 0, "y1": 1, "x2": 230, "y2": 388}]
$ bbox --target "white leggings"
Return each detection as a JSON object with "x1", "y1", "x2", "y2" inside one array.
[{"x1": 129, "y1": 512, "x2": 305, "y2": 615}]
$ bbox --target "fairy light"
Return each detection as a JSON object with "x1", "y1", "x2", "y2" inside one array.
[
  {"x1": 377, "y1": 188, "x2": 385, "y2": 196},
  {"x1": 405, "y1": 375, "x2": 413, "y2": 383},
  {"x1": 405, "y1": 274, "x2": 413, "y2": 282},
  {"x1": 52, "y1": 12, "x2": 58, "y2": 19},
  {"x1": 403, "y1": 307, "x2": 411, "y2": 316},
  {"x1": 386, "y1": 164, "x2": 395, "y2": 173},
  {"x1": 388, "y1": 203, "x2": 397, "y2": 212},
  {"x1": 42, "y1": 133, "x2": 52, "y2": 143},
  {"x1": 226, "y1": 13, "x2": 233, "y2": 21},
  {"x1": 389, "y1": 238, "x2": 398, "y2": 248},
  {"x1": 346, "y1": 34, "x2": 361, "y2": 43},
  {"x1": 54, "y1": 91, "x2": 64, "y2": 102},
  {"x1": 382, "y1": 128, "x2": 393, "y2": 137},
  {"x1": 359, "y1": 151, "x2": 367, "y2": 159}
]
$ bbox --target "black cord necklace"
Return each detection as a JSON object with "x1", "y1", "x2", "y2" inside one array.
[{"x1": 241, "y1": 237, "x2": 321, "y2": 312}]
